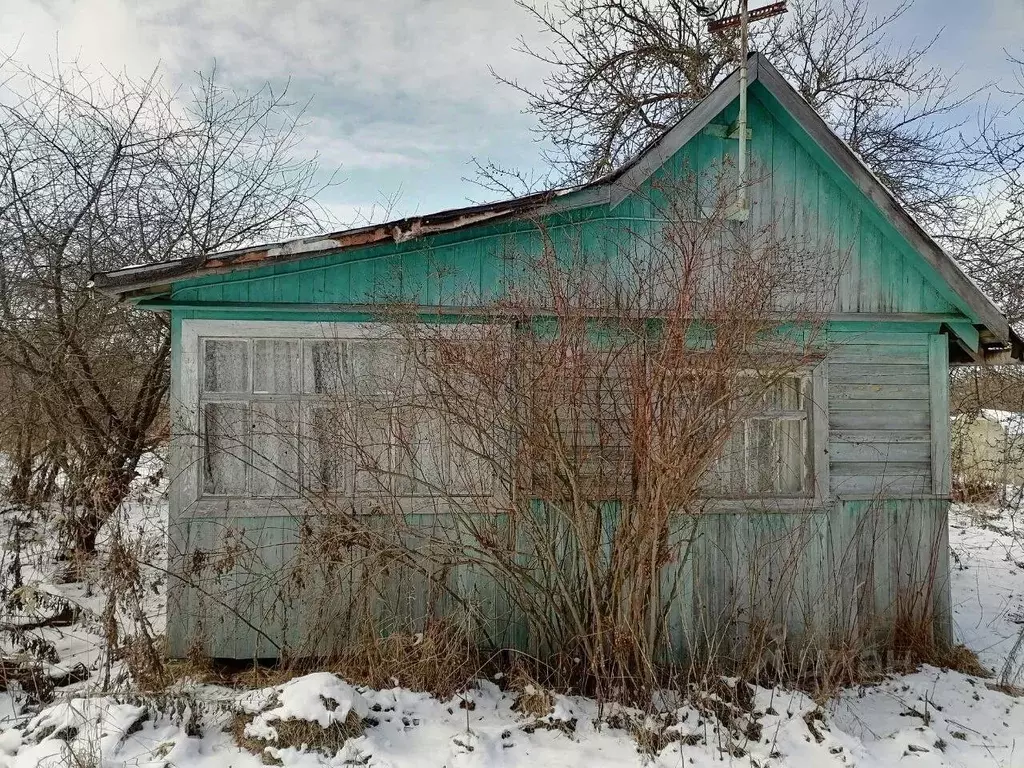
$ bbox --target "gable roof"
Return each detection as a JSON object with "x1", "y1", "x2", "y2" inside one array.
[{"x1": 93, "y1": 54, "x2": 1017, "y2": 355}]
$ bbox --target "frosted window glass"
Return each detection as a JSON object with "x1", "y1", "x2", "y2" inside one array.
[
  {"x1": 203, "y1": 402, "x2": 249, "y2": 495},
  {"x1": 251, "y1": 401, "x2": 299, "y2": 496},
  {"x1": 254, "y1": 340, "x2": 300, "y2": 394},
  {"x1": 203, "y1": 340, "x2": 249, "y2": 393}
]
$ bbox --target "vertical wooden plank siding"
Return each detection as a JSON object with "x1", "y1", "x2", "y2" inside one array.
[{"x1": 929, "y1": 335, "x2": 952, "y2": 496}]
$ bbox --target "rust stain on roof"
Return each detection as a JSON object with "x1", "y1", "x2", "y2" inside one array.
[{"x1": 93, "y1": 188, "x2": 563, "y2": 294}]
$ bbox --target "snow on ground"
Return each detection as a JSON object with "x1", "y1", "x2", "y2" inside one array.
[
  {"x1": 0, "y1": 476, "x2": 1022, "y2": 766},
  {"x1": 949, "y1": 503, "x2": 1024, "y2": 680}
]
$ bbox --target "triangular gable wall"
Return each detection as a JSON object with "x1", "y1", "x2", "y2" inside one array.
[{"x1": 614, "y1": 83, "x2": 961, "y2": 318}]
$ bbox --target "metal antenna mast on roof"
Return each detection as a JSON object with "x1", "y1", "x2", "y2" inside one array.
[{"x1": 696, "y1": 1, "x2": 788, "y2": 219}]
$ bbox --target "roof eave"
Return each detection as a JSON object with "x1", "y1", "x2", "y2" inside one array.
[{"x1": 92, "y1": 187, "x2": 575, "y2": 298}]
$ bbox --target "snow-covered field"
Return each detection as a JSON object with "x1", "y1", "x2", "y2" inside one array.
[{"x1": 0, "y1": 485, "x2": 1021, "y2": 767}]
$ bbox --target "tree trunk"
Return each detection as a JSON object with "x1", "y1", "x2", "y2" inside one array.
[{"x1": 65, "y1": 458, "x2": 136, "y2": 559}]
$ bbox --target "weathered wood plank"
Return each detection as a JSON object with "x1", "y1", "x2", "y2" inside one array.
[
  {"x1": 830, "y1": 473, "x2": 930, "y2": 495},
  {"x1": 829, "y1": 346, "x2": 929, "y2": 363},
  {"x1": 829, "y1": 398, "x2": 929, "y2": 411},
  {"x1": 829, "y1": 332, "x2": 930, "y2": 346},
  {"x1": 812, "y1": 362, "x2": 830, "y2": 500},
  {"x1": 830, "y1": 441, "x2": 930, "y2": 463},
  {"x1": 929, "y1": 335, "x2": 951, "y2": 495},
  {"x1": 830, "y1": 364, "x2": 928, "y2": 382},
  {"x1": 829, "y1": 461, "x2": 930, "y2": 476},
  {"x1": 829, "y1": 410, "x2": 931, "y2": 431},
  {"x1": 829, "y1": 383, "x2": 930, "y2": 401},
  {"x1": 830, "y1": 429, "x2": 930, "y2": 444}
]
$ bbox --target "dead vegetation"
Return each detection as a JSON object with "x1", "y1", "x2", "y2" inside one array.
[{"x1": 230, "y1": 709, "x2": 365, "y2": 765}]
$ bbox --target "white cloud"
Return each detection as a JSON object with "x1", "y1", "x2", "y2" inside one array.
[
  {"x1": 2, "y1": 0, "x2": 169, "y2": 78},
  {"x1": 1, "y1": 0, "x2": 553, "y2": 214},
  {"x1": 3, "y1": 0, "x2": 550, "y2": 107},
  {"x1": 14, "y1": 0, "x2": 1012, "y2": 221}
]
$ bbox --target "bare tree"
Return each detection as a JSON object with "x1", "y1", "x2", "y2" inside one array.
[
  {"x1": 495, "y1": 0, "x2": 973, "y2": 227},
  {"x1": 0, "y1": 59, "x2": 330, "y2": 558},
  {"x1": 941, "y1": 54, "x2": 1024, "y2": 325}
]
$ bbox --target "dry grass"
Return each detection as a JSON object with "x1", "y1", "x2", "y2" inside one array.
[
  {"x1": 164, "y1": 619, "x2": 477, "y2": 700},
  {"x1": 508, "y1": 665, "x2": 554, "y2": 719},
  {"x1": 230, "y1": 710, "x2": 364, "y2": 765},
  {"x1": 163, "y1": 658, "x2": 312, "y2": 691},
  {"x1": 891, "y1": 613, "x2": 991, "y2": 679},
  {"x1": 323, "y1": 619, "x2": 478, "y2": 699}
]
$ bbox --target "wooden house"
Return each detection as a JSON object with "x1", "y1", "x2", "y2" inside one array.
[{"x1": 95, "y1": 55, "x2": 1021, "y2": 661}]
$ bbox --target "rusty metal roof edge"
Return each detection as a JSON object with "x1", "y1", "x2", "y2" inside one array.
[{"x1": 92, "y1": 186, "x2": 590, "y2": 295}]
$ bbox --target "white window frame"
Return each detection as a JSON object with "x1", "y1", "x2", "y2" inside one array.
[
  {"x1": 174, "y1": 320, "x2": 502, "y2": 516},
  {"x1": 172, "y1": 320, "x2": 828, "y2": 517}
]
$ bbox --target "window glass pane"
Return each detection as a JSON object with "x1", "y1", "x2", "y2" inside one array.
[
  {"x1": 353, "y1": 405, "x2": 393, "y2": 494},
  {"x1": 305, "y1": 405, "x2": 351, "y2": 493},
  {"x1": 394, "y1": 410, "x2": 446, "y2": 495},
  {"x1": 203, "y1": 402, "x2": 249, "y2": 495},
  {"x1": 703, "y1": 424, "x2": 745, "y2": 495},
  {"x1": 251, "y1": 401, "x2": 299, "y2": 496},
  {"x1": 304, "y1": 340, "x2": 349, "y2": 394},
  {"x1": 254, "y1": 340, "x2": 301, "y2": 394},
  {"x1": 746, "y1": 418, "x2": 780, "y2": 494},
  {"x1": 203, "y1": 340, "x2": 249, "y2": 393},
  {"x1": 448, "y1": 425, "x2": 494, "y2": 496},
  {"x1": 351, "y1": 341, "x2": 405, "y2": 398},
  {"x1": 768, "y1": 375, "x2": 805, "y2": 411},
  {"x1": 777, "y1": 417, "x2": 807, "y2": 493}
]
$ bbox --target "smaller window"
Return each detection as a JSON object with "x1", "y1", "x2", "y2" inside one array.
[
  {"x1": 706, "y1": 373, "x2": 812, "y2": 497},
  {"x1": 202, "y1": 401, "x2": 249, "y2": 495},
  {"x1": 253, "y1": 340, "x2": 301, "y2": 394},
  {"x1": 203, "y1": 340, "x2": 249, "y2": 393}
]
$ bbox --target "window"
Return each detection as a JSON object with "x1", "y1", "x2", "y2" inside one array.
[
  {"x1": 195, "y1": 327, "x2": 815, "y2": 503},
  {"x1": 531, "y1": 365, "x2": 815, "y2": 500},
  {"x1": 704, "y1": 373, "x2": 813, "y2": 498},
  {"x1": 201, "y1": 338, "x2": 300, "y2": 497},
  {"x1": 197, "y1": 335, "x2": 490, "y2": 499}
]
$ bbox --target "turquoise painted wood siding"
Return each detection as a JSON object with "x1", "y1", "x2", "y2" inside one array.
[
  {"x1": 166, "y1": 84, "x2": 970, "y2": 324},
  {"x1": 167, "y1": 499, "x2": 950, "y2": 661},
  {"x1": 828, "y1": 330, "x2": 935, "y2": 496},
  {"x1": 160, "y1": 76, "x2": 965, "y2": 661}
]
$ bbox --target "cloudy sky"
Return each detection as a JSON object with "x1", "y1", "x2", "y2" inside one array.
[{"x1": 4, "y1": 0, "x2": 1022, "y2": 228}]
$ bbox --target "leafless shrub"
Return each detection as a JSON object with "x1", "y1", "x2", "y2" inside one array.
[{"x1": 251, "y1": 168, "x2": 840, "y2": 701}]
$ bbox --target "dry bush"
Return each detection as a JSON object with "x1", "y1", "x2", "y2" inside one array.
[{"x1": 259, "y1": 168, "x2": 839, "y2": 702}]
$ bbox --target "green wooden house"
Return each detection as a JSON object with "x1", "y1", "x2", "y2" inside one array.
[{"x1": 96, "y1": 55, "x2": 1021, "y2": 661}]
